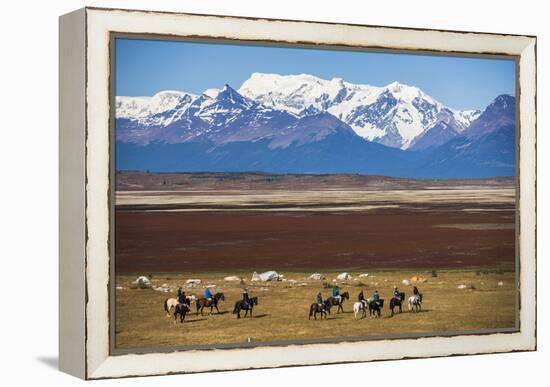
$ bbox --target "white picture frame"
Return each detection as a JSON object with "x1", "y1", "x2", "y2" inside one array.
[{"x1": 59, "y1": 7, "x2": 537, "y2": 379}]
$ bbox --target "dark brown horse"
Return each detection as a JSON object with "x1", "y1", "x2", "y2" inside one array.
[
  {"x1": 326, "y1": 291, "x2": 350, "y2": 313},
  {"x1": 233, "y1": 296, "x2": 258, "y2": 318},
  {"x1": 308, "y1": 300, "x2": 332, "y2": 320},
  {"x1": 368, "y1": 298, "x2": 384, "y2": 318},
  {"x1": 196, "y1": 292, "x2": 225, "y2": 315},
  {"x1": 174, "y1": 303, "x2": 190, "y2": 323},
  {"x1": 389, "y1": 292, "x2": 406, "y2": 317}
]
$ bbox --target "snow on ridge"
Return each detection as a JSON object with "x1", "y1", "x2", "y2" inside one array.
[
  {"x1": 453, "y1": 109, "x2": 482, "y2": 131},
  {"x1": 116, "y1": 90, "x2": 197, "y2": 120},
  {"x1": 116, "y1": 72, "x2": 482, "y2": 150},
  {"x1": 203, "y1": 88, "x2": 221, "y2": 99},
  {"x1": 116, "y1": 96, "x2": 153, "y2": 119}
]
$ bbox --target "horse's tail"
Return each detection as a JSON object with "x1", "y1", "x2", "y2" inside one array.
[
  {"x1": 309, "y1": 304, "x2": 314, "y2": 318},
  {"x1": 164, "y1": 299, "x2": 169, "y2": 313}
]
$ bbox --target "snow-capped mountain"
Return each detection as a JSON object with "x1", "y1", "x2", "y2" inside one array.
[
  {"x1": 238, "y1": 73, "x2": 480, "y2": 149},
  {"x1": 117, "y1": 73, "x2": 480, "y2": 150},
  {"x1": 115, "y1": 74, "x2": 514, "y2": 178}
]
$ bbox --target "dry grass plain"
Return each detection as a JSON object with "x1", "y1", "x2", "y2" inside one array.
[{"x1": 115, "y1": 269, "x2": 516, "y2": 350}]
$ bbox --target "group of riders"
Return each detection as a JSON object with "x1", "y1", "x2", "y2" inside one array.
[
  {"x1": 316, "y1": 284, "x2": 421, "y2": 310},
  {"x1": 173, "y1": 283, "x2": 420, "y2": 320},
  {"x1": 176, "y1": 286, "x2": 252, "y2": 309}
]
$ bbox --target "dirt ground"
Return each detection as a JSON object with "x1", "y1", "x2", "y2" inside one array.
[
  {"x1": 115, "y1": 207, "x2": 515, "y2": 273},
  {"x1": 114, "y1": 270, "x2": 516, "y2": 350}
]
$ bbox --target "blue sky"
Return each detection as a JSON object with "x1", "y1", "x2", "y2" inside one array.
[{"x1": 115, "y1": 37, "x2": 516, "y2": 111}]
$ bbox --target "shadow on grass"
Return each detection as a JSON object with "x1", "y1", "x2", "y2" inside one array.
[
  {"x1": 195, "y1": 310, "x2": 229, "y2": 316},
  {"x1": 385, "y1": 309, "x2": 431, "y2": 318},
  {"x1": 181, "y1": 318, "x2": 208, "y2": 323}
]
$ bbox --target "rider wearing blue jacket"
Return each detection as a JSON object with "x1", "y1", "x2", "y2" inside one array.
[
  {"x1": 373, "y1": 290, "x2": 380, "y2": 302},
  {"x1": 204, "y1": 286, "x2": 213, "y2": 300},
  {"x1": 333, "y1": 285, "x2": 340, "y2": 298}
]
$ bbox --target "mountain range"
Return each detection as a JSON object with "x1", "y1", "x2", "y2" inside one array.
[{"x1": 115, "y1": 73, "x2": 515, "y2": 178}]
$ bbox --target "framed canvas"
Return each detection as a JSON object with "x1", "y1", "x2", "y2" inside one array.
[{"x1": 59, "y1": 7, "x2": 537, "y2": 380}]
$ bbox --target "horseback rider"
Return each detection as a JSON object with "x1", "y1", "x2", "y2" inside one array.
[
  {"x1": 393, "y1": 286, "x2": 401, "y2": 300},
  {"x1": 413, "y1": 286, "x2": 420, "y2": 296},
  {"x1": 333, "y1": 285, "x2": 342, "y2": 304},
  {"x1": 373, "y1": 290, "x2": 380, "y2": 304},
  {"x1": 242, "y1": 288, "x2": 250, "y2": 309},
  {"x1": 316, "y1": 292, "x2": 323, "y2": 307},
  {"x1": 204, "y1": 286, "x2": 213, "y2": 301},
  {"x1": 358, "y1": 289, "x2": 365, "y2": 302},
  {"x1": 177, "y1": 288, "x2": 187, "y2": 305}
]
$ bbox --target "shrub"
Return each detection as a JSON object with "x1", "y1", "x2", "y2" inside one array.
[{"x1": 431, "y1": 270, "x2": 438, "y2": 278}]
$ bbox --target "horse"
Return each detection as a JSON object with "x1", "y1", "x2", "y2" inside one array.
[
  {"x1": 164, "y1": 295, "x2": 196, "y2": 316},
  {"x1": 196, "y1": 292, "x2": 225, "y2": 315},
  {"x1": 233, "y1": 296, "x2": 258, "y2": 319},
  {"x1": 164, "y1": 298, "x2": 179, "y2": 316},
  {"x1": 408, "y1": 293, "x2": 423, "y2": 312},
  {"x1": 389, "y1": 292, "x2": 406, "y2": 317},
  {"x1": 366, "y1": 298, "x2": 384, "y2": 318},
  {"x1": 353, "y1": 300, "x2": 368, "y2": 319},
  {"x1": 309, "y1": 299, "x2": 332, "y2": 320},
  {"x1": 174, "y1": 303, "x2": 190, "y2": 323},
  {"x1": 326, "y1": 291, "x2": 350, "y2": 313}
]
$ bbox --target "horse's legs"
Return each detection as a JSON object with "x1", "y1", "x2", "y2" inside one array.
[
  {"x1": 249, "y1": 307, "x2": 253, "y2": 318},
  {"x1": 215, "y1": 304, "x2": 220, "y2": 314}
]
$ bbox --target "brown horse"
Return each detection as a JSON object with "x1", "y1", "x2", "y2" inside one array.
[
  {"x1": 196, "y1": 292, "x2": 225, "y2": 315},
  {"x1": 308, "y1": 300, "x2": 332, "y2": 320},
  {"x1": 326, "y1": 291, "x2": 350, "y2": 313}
]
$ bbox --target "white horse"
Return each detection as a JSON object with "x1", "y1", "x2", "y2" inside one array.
[
  {"x1": 353, "y1": 300, "x2": 368, "y2": 319},
  {"x1": 407, "y1": 294, "x2": 423, "y2": 312},
  {"x1": 164, "y1": 295, "x2": 196, "y2": 316}
]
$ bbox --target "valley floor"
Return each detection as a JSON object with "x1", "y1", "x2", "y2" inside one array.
[
  {"x1": 113, "y1": 172, "x2": 517, "y2": 350},
  {"x1": 114, "y1": 270, "x2": 516, "y2": 350}
]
